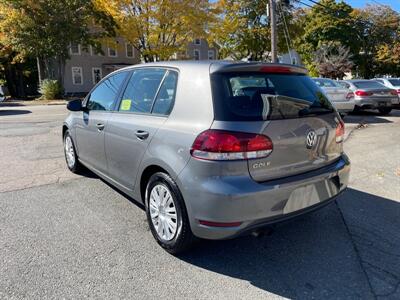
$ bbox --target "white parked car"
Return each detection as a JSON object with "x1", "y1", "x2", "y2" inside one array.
[
  {"x1": 0, "y1": 86, "x2": 6, "y2": 102},
  {"x1": 312, "y1": 78, "x2": 355, "y2": 115}
]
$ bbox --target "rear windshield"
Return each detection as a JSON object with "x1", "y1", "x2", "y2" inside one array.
[
  {"x1": 353, "y1": 81, "x2": 384, "y2": 89},
  {"x1": 313, "y1": 78, "x2": 340, "y2": 88},
  {"x1": 388, "y1": 79, "x2": 400, "y2": 86},
  {"x1": 211, "y1": 72, "x2": 334, "y2": 121}
]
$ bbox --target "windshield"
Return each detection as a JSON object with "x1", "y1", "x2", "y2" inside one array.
[
  {"x1": 388, "y1": 79, "x2": 400, "y2": 86},
  {"x1": 313, "y1": 78, "x2": 340, "y2": 88},
  {"x1": 211, "y1": 73, "x2": 334, "y2": 121},
  {"x1": 353, "y1": 81, "x2": 385, "y2": 89}
]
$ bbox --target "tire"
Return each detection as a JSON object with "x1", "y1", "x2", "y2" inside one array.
[
  {"x1": 63, "y1": 130, "x2": 83, "y2": 174},
  {"x1": 378, "y1": 107, "x2": 392, "y2": 115},
  {"x1": 145, "y1": 172, "x2": 196, "y2": 254}
]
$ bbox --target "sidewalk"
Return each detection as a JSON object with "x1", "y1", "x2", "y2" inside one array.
[{"x1": 0, "y1": 99, "x2": 67, "y2": 107}]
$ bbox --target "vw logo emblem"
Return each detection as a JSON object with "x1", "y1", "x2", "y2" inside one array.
[{"x1": 306, "y1": 130, "x2": 317, "y2": 149}]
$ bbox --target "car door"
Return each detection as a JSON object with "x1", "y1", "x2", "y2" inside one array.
[
  {"x1": 105, "y1": 68, "x2": 178, "y2": 190},
  {"x1": 75, "y1": 71, "x2": 128, "y2": 173}
]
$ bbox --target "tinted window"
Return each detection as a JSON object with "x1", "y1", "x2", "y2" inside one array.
[
  {"x1": 353, "y1": 81, "x2": 385, "y2": 89},
  {"x1": 119, "y1": 69, "x2": 166, "y2": 113},
  {"x1": 86, "y1": 72, "x2": 127, "y2": 111},
  {"x1": 152, "y1": 71, "x2": 178, "y2": 115},
  {"x1": 211, "y1": 72, "x2": 334, "y2": 121},
  {"x1": 388, "y1": 79, "x2": 400, "y2": 86}
]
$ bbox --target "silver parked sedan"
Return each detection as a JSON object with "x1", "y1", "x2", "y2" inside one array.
[
  {"x1": 63, "y1": 61, "x2": 350, "y2": 254},
  {"x1": 341, "y1": 80, "x2": 397, "y2": 114},
  {"x1": 373, "y1": 78, "x2": 400, "y2": 108},
  {"x1": 312, "y1": 78, "x2": 355, "y2": 114}
]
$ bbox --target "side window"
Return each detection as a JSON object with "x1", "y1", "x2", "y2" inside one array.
[
  {"x1": 119, "y1": 68, "x2": 166, "y2": 113},
  {"x1": 86, "y1": 72, "x2": 127, "y2": 111},
  {"x1": 152, "y1": 71, "x2": 178, "y2": 115}
]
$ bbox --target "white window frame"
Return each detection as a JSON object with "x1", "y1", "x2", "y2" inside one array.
[
  {"x1": 194, "y1": 39, "x2": 201, "y2": 45},
  {"x1": 125, "y1": 43, "x2": 134, "y2": 58},
  {"x1": 72, "y1": 67, "x2": 83, "y2": 85},
  {"x1": 70, "y1": 43, "x2": 81, "y2": 55},
  {"x1": 194, "y1": 49, "x2": 200, "y2": 61},
  {"x1": 92, "y1": 67, "x2": 102, "y2": 85},
  {"x1": 108, "y1": 46, "x2": 117, "y2": 57},
  {"x1": 208, "y1": 50, "x2": 214, "y2": 60}
]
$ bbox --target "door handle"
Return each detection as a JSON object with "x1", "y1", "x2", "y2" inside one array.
[
  {"x1": 135, "y1": 130, "x2": 149, "y2": 140},
  {"x1": 96, "y1": 123, "x2": 105, "y2": 131}
]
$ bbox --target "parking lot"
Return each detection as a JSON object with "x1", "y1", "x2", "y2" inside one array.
[{"x1": 0, "y1": 104, "x2": 399, "y2": 299}]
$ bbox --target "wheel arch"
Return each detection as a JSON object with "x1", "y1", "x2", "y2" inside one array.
[{"x1": 140, "y1": 165, "x2": 170, "y2": 203}]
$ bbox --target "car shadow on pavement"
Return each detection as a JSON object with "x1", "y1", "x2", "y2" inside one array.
[
  {"x1": 0, "y1": 109, "x2": 31, "y2": 116},
  {"x1": 344, "y1": 110, "x2": 400, "y2": 124},
  {"x1": 179, "y1": 188, "x2": 400, "y2": 299}
]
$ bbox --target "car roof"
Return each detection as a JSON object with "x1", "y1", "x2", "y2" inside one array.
[{"x1": 117, "y1": 60, "x2": 308, "y2": 74}]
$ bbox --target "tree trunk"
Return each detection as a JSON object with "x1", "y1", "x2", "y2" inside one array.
[{"x1": 36, "y1": 57, "x2": 43, "y2": 84}]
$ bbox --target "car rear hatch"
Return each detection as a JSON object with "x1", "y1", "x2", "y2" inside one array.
[{"x1": 210, "y1": 63, "x2": 344, "y2": 182}]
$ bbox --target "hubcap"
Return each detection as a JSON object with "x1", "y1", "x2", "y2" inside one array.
[
  {"x1": 149, "y1": 184, "x2": 177, "y2": 241},
  {"x1": 64, "y1": 136, "x2": 75, "y2": 168}
]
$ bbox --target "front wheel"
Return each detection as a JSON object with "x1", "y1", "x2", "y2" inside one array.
[
  {"x1": 145, "y1": 172, "x2": 196, "y2": 254},
  {"x1": 378, "y1": 107, "x2": 392, "y2": 115}
]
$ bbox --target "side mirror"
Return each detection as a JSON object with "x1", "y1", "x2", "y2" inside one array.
[{"x1": 67, "y1": 99, "x2": 83, "y2": 111}]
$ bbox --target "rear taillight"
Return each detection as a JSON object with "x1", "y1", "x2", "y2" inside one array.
[
  {"x1": 190, "y1": 129, "x2": 273, "y2": 161},
  {"x1": 346, "y1": 92, "x2": 354, "y2": 100},
  {"x1": 390, "y1": 90, "x2": 397, "y2": 96},
  {"x1": 355, "y1": 90, "x2": 372, "y2": 97},
  {"x1": 396, "y1": 89, "x2": 400, "y2": 94},
  {"x1": 336, "y1": 121, "x2": 345, "y2": 143}
]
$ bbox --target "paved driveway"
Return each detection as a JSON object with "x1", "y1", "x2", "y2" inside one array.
[{"x1": 0, "y1": 105, "x2": 399, "y2": 299}]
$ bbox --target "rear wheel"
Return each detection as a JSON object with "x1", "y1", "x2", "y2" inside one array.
[
  {"x1": 63, "y1": 130, "x2": 82, "y2": 173},
  {"x1": 378, "y1": 107, "x2": 392, "y2": 115},
  {"x1": 145, "y1": 172, "x2": 196, "y2": 254}
]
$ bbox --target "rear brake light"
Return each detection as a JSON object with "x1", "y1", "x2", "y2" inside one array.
[
  {"x1": 355, "y1": 90, "x2": 372, "y2": 97},
  {"x1": 190, "y1": 129, "x2": 273, "y2": 161},
  {"x1": 336, "y1": 121, "x2": 345, "y2": 143},
  {"x1": 260, "y1": 66, "x2": 292, "y2": 73},
  {"x1": 396, "y1": 89, "x2": 400, "y2": 94},
  {"x1": 390, "y1": 90, "x2": 397, "y2": 96},
  {"x1": 346, "y1": 92, "x2": 354, "y2": 100}
]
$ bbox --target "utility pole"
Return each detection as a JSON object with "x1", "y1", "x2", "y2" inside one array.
[{"x1": 269, "y1": 0, "x2": 278, "y2": 63}]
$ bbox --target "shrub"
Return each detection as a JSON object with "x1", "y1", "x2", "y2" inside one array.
[{"x1": 39, "y1": 79, "x2": 62, "y2": 100}]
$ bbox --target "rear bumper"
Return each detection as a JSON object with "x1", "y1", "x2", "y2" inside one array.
[
  {"x1": 354, "y1": 97, "x2": 397, "y2": 108},
  {"x1": 177, "y1": 154, "x2": 351, "y2": 240}
]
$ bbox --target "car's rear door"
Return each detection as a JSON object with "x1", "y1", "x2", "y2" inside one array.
[
  {"x1": 105, "y1": 68, "x2": 178, "y2": 190},
  {"x1": 75, "y1": 71, "x2": 128, "y2": 173},
  {"x1": 211, "y1": 66, "x2": 343, "y2": 182}
]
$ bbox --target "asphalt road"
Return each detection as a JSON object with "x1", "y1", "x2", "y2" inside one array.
[{"x1": 0, "y1": 104, "x2": 399, "y2": 299}]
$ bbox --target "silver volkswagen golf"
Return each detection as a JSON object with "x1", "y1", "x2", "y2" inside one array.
[{"x1": 63, "y1": 61, "x2": 350, "y2": 254}]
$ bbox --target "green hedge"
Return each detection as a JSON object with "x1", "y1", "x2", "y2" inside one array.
[{"x1": 39, "y1": 79, "x2": 62, "y2": 100}]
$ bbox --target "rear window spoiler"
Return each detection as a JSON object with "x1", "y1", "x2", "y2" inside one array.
[{"x1": 210, "y1": 63, "x2": 308, "y2": 75}]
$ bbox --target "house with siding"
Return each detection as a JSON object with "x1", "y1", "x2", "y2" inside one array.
[{"x1": 64, "y1": 38, "x2": 218, "y2": 95}]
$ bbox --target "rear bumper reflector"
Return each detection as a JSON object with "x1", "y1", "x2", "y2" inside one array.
[{"x1": 198, "y1": 220, "x2": 243, "y2": 227}]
